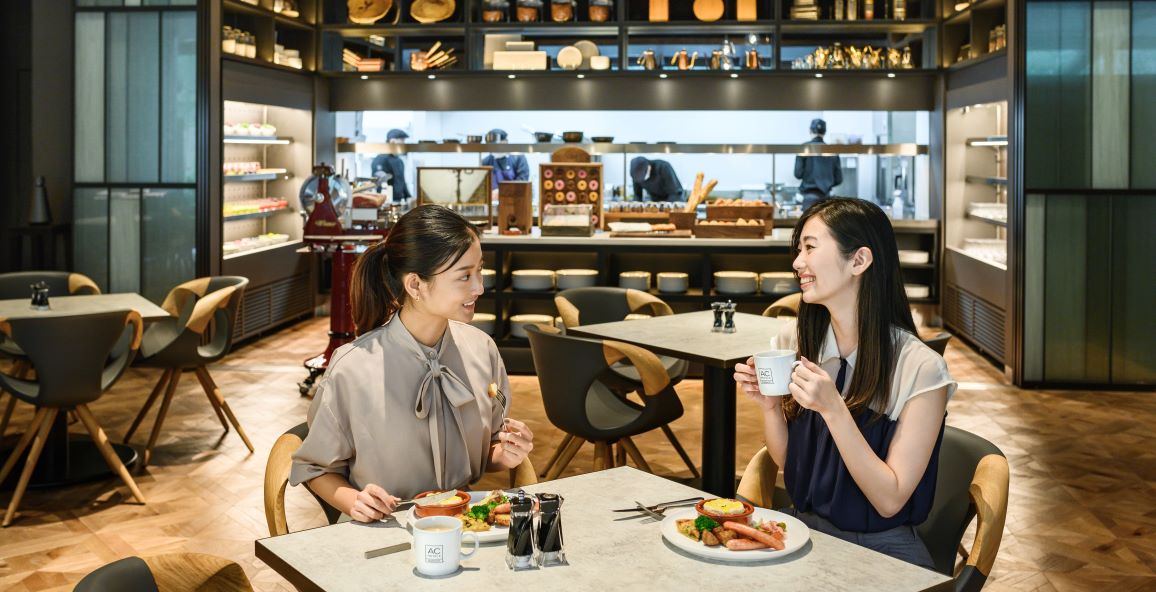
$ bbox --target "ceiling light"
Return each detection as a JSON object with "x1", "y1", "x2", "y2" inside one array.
[
  {"x1": 508, "y1": 74, "x2": 516, "y2": 79},
  {"x1": 577, "y1": 74, "x2": 585, "y2": 79},
  {"x1": 815, "y1": 73, "x2": 823, "y2": 78},
  {"x1": 428, "y1": 74, "x2": 436, "y2": 80},
  {"x1": 659, "y1": 73, "x2": 668, "y2": 79},
  {"x1": 887, "y1": 72, "x2": 896, "y2": 78},
  {"x1": 730, "y1": 73, "x2": 738, "y2": 78},
  {"x1": 360, "y1": 75, "x2": 368, "y2": 80}
]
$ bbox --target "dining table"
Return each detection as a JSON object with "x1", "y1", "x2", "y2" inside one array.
[
  {"x1": 568, "y1": 309, "x2": 786, "y2": 497},
  {"x1": 0, "y1": 293, "x2": 170, "y2": 488},
  {"x1": 256, "y1": 466, "x2": 953, "y2": 592}
]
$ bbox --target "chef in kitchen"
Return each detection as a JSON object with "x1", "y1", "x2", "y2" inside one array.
[
  {"x1": 370, "y1": 128, "x2": 412, "y2": 202},
  {"x1": 630, "y1": 156, "x2": 685, "y2": 201},
  {"x1": 481, "y1": 129, "x2": 530, "y2": 195},
  {"x1": 794, "y1": 118, "x2": 843, "y2": 210}
]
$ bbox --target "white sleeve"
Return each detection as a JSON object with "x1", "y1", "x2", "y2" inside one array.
[{"x1": 887, "y1": 339, "x2": 957, "y2": 421}]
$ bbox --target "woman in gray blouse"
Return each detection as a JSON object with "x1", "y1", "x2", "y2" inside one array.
[{"x1": 290, "y1": 205, "x2": 535, "y2": 523}]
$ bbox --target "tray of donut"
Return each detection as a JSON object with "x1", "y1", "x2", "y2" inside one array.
[{"x1": 540, "y1": 163, "x2": 604, "y2": 229}]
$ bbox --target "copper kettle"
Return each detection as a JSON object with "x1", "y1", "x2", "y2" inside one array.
[
  {"x1": 745, "y1": 48, "x2": 760, "y2": 70},
  {"x1": 670, "y1": 49, "x2": 698, "y2": 70},
  {"x1": 637, "y1": 49, "x2": 658, "y2": 70}
]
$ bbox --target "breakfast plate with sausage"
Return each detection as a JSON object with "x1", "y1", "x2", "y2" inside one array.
[
  {"x1": 398, "y1": 490, "x2": 512, "y2": 544},
  {"x1": 660, "y1": 498, "x2": 811, "y2": 562}
]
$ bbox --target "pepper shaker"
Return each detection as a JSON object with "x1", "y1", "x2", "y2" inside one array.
[
  {"x1": 505, "y1": 491, "x2": 537, "y2": 570},
  {"x1": 30, "y1": 281, "x2": 50, "y2": 311},
  {"x1": 535, "y1": 493, "x2": 567, "y2": 567},
  {"x1": 723, "y1": 301, "x2": 736, "y2": 334},
  {"x1": 711, "y1": 302, "x2": 724, "y2": 332}
]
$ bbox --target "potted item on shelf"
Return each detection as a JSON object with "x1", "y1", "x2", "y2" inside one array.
[
  {"x1": 348, "y1": 0, "x2": 393, "y2": 24},
  {"x1": 588, "y1": 0, "x2": 612, "y2": 22},
  {"x1": 222, "y1": 27, "x2": 237, "y2": 55},
  {"x1": 516, "y1": 0, "x2": 542, "y2": 22},
  {"x1": 273, "y1": 0, "x2": 300, "y2": 18},
  {"x1": 550, "y1": 0, "x2": 575, "y2": 22},
  {"x1": 412, "y1": 0, "x2": 456, "y2": 23},
  {"x1": 482, "y1": 0, "x2": 510, "y2": 21}
]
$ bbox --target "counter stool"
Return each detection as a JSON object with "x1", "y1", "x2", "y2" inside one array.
[
  {"x1": 0, "y1": 310, "x2": 146, "y2": 527},
  {"x1": 123, "y1": 276, "x2": 252, "y2": 466}
]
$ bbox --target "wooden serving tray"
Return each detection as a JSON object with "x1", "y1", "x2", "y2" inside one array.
[
  {"x1": 608, "y1": 230, "x2": 693, "y2": 238},
  {"x1": 605, "y1": 211, "x2": 671, "y2": 224},
  {"x1": 694, "y1": 222, "x2": 766, "y2": 239},
  {"x1": 706, "y1": 205, "x2": 774, "y2": 230}
]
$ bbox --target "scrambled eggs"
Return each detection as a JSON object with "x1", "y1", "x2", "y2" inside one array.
[
  {"x1": 433, "y1": 494, "x2": 464, "y2": 506},
  {"x1": 703, "y1": 498, "x2": 745, "y2": 515}
]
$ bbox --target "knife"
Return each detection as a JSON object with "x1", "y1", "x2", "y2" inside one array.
[
  {"x1": 634, "y1": 501, "x2": 666, "y2": 521},
  {"x1": 398, "y1": 490, "x2": 461, "y2": 509},
  {"x1": 611, "y1": 496, "x2": 703, "y2": 512},
  {"x1": 364, "y1": 541, "x2": 410, "y2": 560}
]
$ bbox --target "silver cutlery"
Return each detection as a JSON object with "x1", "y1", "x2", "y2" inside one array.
[
  {"x1": 611, "y1": 496, "x2": 703, "y2": 513},
  {"x1": 633, "y1": 501, "x2": 667, "y2": 521},
  {"x1": 364, "y1": 541, "x2": 410, "y2": 560}
]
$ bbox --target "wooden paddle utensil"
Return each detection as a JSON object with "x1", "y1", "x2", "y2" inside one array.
[{"x1": 693, "y1": 0, "x2": 724, "y2": 21}]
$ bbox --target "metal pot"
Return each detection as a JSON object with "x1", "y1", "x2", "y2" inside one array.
[
  {"x1": 534, "y1": 131, "x2": 555, "y2": 142},
  {"x1": 485, "y1": 130, "x2": 504, "y2": 143},
  {"x1": 466, "y1": 134, "x2": 483, "y2": 143},
  {"x1": 561, "y1": 131, "x2": 583, "y2": 142}
]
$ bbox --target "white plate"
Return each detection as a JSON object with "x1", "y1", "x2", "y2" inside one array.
[
  {"x1": 660, "y1": 507, "x2": 810, "y2": 563},
  {"x1": 400, "y1": 491, "x2": 509, "y2": 544}
]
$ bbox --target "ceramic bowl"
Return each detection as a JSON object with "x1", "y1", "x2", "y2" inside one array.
[
  {"x1": 590, "y1": 55, "x2": 610, "y2": 70},
  {"x1": 714, "y1": 271, "x2": 758, "y2": 295},
  {"x1": 413, "y1": 489, "x2": 471, "y2": 518},
  {"x1": 656, "y1": 272, "x2": 689, "y2": 293},
  {"x1": 695, "y1": 498, "x2": 755, "y2": 525},
  {"x1": 511, "y1": 269, "x2": 555, "y2": 291},
  {"x1": 905, "y1": 284, "x2": 931, "y2": 299},
  {"x1": 898, "y1": 250, "x2": 930, "y2": 264},
  {"x1": 619, "y1": 271, "x2": 651, "y2": 291},
  {"x1": 469, "y1": 312, "x2": 496, "y2": 335},
  {"x1": 481, "y1": 268, "x2": 496, "y2": 290},
  {"x1": 555, "y1": 268, "x2": 598, "y2": 290},
  {"x1": 510, "y1": 314, "x2": 555, "y2": 338},
  {"x1": 759, "y1": 271, "x2": 799, "y2": 295}
]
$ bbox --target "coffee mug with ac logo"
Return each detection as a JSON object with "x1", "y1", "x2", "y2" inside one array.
[{"x1": 412, "y1": 515, "x2": 479, "y2": 576}]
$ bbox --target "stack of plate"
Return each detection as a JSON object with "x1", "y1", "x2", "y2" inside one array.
[
  {"x1": 481, "y1": 269, "x2": 496, "y2": 290},
  {"x1": 898, "y1": 250, "x2": 930, "y2": 265},
  {"x1": 510, "y1": 314, "x2": 555, "y2": 338},
  {"x1": 619, "y1": 271, "x2": 651, "y2": 291},
  {"x1": 760, "y1": 272, "x2": 799, "y2": 294},
  {"x1": 714, "y1": 271, "x2": 758, "y2": 295},
  {"x1": 904, "y1": 284, "x2": 931, "y2": 299},
  {"x1": 656, "y1": 272, "x2": 689, "y2": 293},
  {"x1": 555, "y1": 269, "x2": 598, "y2": 290},
  {"x1": 511, "y1": 269, "x2": 555, "y2": 291},
  {"x1": 469, "y1": 313, "x2": 496, "y2": 335}
]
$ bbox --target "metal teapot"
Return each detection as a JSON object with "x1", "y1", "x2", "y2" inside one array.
[
  {"x1": 637, "y1": 49, "x2": 658, "y2": 70},
  {"x1": 670, "y1": 49, "x2": 698, "y2": 70}
]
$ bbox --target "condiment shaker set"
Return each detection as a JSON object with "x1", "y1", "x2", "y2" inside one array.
[
  {"x1": 505, "y1": 491, "x2": 567, "y2": 571},
  {"x1": 711, "y1": 300, "x2": 737, "y2": 333}
]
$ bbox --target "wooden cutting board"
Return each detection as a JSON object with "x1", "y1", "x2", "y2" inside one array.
[
  {"x1": 649, "y1": 0, "x2": 669, "y2": 21},
  {"x1": 737, "y1": 0, "x2": 757, "y2": 20}
]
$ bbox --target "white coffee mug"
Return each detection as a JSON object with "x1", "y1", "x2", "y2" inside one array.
[
  {"x1": 412, "y1": 515, "x2": 479, "y2": 577},
  {"x1": 753, "y1": 349, "x2": 801, "y2": 396}
]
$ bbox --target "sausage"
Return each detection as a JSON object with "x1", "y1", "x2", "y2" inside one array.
[
  {"x1": 725, "y1": 538, "x2": 769, "y2": 551},
  {"x1": 723, "y1": 521, "x2": 786, "y2": 551}
]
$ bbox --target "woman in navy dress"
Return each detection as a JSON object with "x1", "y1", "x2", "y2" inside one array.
[{"x1": 734, "y1": 198, "x2": 955, "y2": 568}]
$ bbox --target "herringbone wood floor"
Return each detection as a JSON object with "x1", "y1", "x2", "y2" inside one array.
[{"x1": 0, "y1": 316, "x2": 1153, "y2": 591}]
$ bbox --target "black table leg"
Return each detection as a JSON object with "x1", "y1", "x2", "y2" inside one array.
[
  {"x1": 1, "y1": 409, "x2": 138, "y2": 490},
  {"x1": 700, "y1": 365, "x2": 736, "y2": 497}
]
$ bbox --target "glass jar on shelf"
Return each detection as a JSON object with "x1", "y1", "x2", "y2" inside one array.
[
  {"x1": 589, "y1": 0, "x2": 612, "y2": 22},
  {"x1": 482, "y1": 0, "x2": 510, "y2": 21},
  {"x1": 222, "y1": 27, "x2": 237, "y2": 55},
  {"x1": 550, "y1": 0, "x2": 575, "y2": 22},
  {"x1": 516, "y1": 0, "x2": 543, "y2": 22}
]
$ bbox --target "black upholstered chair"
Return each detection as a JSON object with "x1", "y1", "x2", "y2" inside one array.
[
  {"x1": 73, "y1": 552, "x2": 253, "y2": 592},
  {"x1": 525, "y1": 323, "x2": 697, "y2": 480},
  {"x1": 0, "y1": 310, "x2": 146, "y2": 527},
  {"x1": 0, "y1": 271, "x2": 102, "y2": 436},
  {"x1": 737, "y1": 426, "x2": 1009, "y2": 591},
  {"x1": 123, "y1": 276, "x2": 252, "y2": 466},
  {"x1": 922, "y1": 332, "x2": 953, "y2": 356}
]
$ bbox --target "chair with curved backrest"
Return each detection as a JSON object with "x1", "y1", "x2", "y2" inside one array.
[
  {"x1": 761, "y1": 292, "x2": 802, "y2": 318},
  {"x1": 73, "y1": 552, "x2": 253, "y2": 592},
  {"x1": 123, "y1": 276, "x2": 252, "y2": 466},
  {"x1": 264, "y1": 422, "x2": 539, "y2": 536},
  {"x1": 0, "y1": 310, "x2": 146, "y2": 527},
  {"x1": 552, "y1": 287, "x2": 698, "y2": 479},
  {"x1": 525, "y1": 323, "x2": 696, "y2": 480},
  {"x1": 736, "y1": 426, "x2": 1009, "y2": 590},
  {"x1": 0, "y1": 271, "x2": 102, "y2": 436},
  {"x1": 922, "y1": 332, "x2": 953, "y2": 356}
]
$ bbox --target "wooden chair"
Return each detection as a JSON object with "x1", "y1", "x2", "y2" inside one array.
[
  {"x1": 73, "y1": 552, "x2": 253, "y2": 592},
  {"x1": 123, "y1": 276, "x2": 252, "y2": 466},
  {"x1": 736, "y1": 426, "x2": 1009, "y2": 590},
  {"x1": 761, "y1": 292, "x2": 802, "y2": 318},
  {"x1": 264, "y1": 422, "x2": 538, "y2": 536},
  {"x1": 0, "y1": 310, "x2": 145, "y2": 527}
]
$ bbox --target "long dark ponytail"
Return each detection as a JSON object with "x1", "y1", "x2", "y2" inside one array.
[
  {"x1": 785, "y1": 198, "x2": 916, "y2": 421},
  {"x1": 350, "y1": 205, "x2": 481, "y2": 335}
]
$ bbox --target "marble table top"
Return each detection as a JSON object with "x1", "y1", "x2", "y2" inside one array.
[
  {"x1": 0, "y1": 293, "x2": 169, "y2": 321},
  {"x1": 257, "y1": 467, "x2": 952, "y2": 592}
]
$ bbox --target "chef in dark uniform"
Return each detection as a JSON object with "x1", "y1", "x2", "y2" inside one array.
[
  {"x1": 480, "y1": 129, "x2": 529, "y2": 193},
  {"x1": 630, "y1": 156, "x2": 684, "y2": 202},
  {"x1": 370, "y1": 128, "x2": 412, "y2": 202},
  {"x1": 794, "y1": 118, "x2": 843, "y2": 210}
]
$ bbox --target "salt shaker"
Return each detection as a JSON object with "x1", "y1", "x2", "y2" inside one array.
[
  {"x1": 30, "y1": 281, "x2": 50, "y2": 311},
  {"x1": 711, "y1": 302, "x2": 724, "y2": 332},
  {"x1": 723, "y1": 301, "x2": 737, "y2": 333},
  {"x1": 535, "y1": 493, "x2": 567, "y2": 567},
  {"x1": 505, "y1": 491, "x2": 537, "y2": 570}
]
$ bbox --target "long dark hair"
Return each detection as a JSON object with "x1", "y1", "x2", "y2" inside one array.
[
  {"x1": 350, "y1": 205, "x2": 481, "y2": 335},
  {"x1": 785, "y1": 198, "x2": 916, "y2": 421}
]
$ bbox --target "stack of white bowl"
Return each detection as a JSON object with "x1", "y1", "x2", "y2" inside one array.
[
  {"x1": 511, "y1": 269, "x2": 555, "y2": 291},
  {"x1": 555, "y1": 269, "x2": 598, "y2": 290},
  {"x1": 510, "y1": 314, "x2": 555, "y2": 338},
  {"x1": 898, "y1": 250, "x2": 930, "y2": 265},
  {"x1": 760, "y1": 272, "x2": 800, "y2": 294},
  {"x1": 469, "y1": 313, "x2": 496, "y2": 335},
  {"x1": 656, "y1": 272, "x2": 689, "y2": 293},
  {"x1": 904, "y1": 284, "x2": 931, "y2": 299},
  {"x1": 619, "y1": 271, "x2": 651, "y2": 291},
  {"x1": 481, "y1": 269, "x2": 496, "y2": 290},
  {"x1": 714, "y1": 271, "x2": 758, "y2": 295}
]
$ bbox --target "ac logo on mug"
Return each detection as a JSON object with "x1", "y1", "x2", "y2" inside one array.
[
  {"x1": 754, "y1": 350, "x2": 800, "y2": 396},
  {"x1": 425, "y1": 545, "x2": 445, "y2": 563}
]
